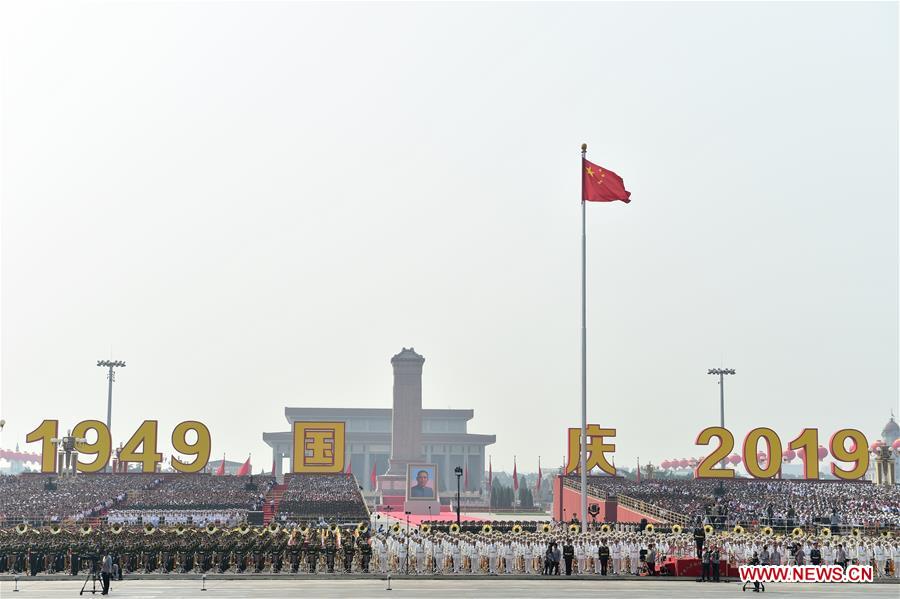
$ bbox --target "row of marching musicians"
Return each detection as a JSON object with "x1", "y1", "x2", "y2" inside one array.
[
  {"x1": 368, "y1": 529, "x2": 900, "y2": 577},
  {"x1": 1, "y1": 523, "x2": 898, "y2": 578}
]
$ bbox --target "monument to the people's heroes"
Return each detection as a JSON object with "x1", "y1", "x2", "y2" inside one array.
[{"x1": 378, "y1": 347, "x2": 439, "y2": 515}]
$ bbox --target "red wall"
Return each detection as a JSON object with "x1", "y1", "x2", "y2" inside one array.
[{"x1": 553, "y1": 475, "x2": 658, "y2": 524}]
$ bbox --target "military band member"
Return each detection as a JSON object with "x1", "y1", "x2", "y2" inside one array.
[{"x1": 343, "y1": 536, "x2": 355, "y2": 573}]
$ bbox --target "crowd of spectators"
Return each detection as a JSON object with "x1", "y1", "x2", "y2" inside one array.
[
  {"x1": 121, "y1": 475, "x2": 272, "y2": 511},
  {"x1": 0, "y1": 474, "x2": 146, "y2": 523},
  {"x1": 0, "y1": 473, "x2": 272, "y2": 524},
  {"x1": 278, "y1": 474, "x2": 369, "y2": 521},
  {"x1": 573, "y1": 476, "x2": 900, "y2": 528}
]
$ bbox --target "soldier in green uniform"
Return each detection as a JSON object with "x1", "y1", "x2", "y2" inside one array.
[
  {"x1": 325, "y1": 534, "x2": 337, "y2": 573},
  {"x1": 306, "y1": 539, "x2": 319, "y2": 573},
  {"x1": 359, "y1": 536, "x2": 372, "y2": 573},
  {"x1": 342, "y1": 533, "x2": 355, "y2": 573}
]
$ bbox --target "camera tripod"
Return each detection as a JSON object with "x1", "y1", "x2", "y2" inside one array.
[{"x1": 79, "y1": 570, "x2": 100, "y2": 595}]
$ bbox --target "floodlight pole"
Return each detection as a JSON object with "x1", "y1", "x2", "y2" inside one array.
[
  {"x1": 707, "y1": 368, "x2": 735, "y2": 429},
  {"x1": 708, "y1": 368, "x2": 735, "y2": 470},
  {"x1": 97, "y1": 360, "x2": 126, "y2": 437}
]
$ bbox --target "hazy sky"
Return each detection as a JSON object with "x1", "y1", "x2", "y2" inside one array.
[{"x1": 1, "y1": 1, "x2": 897, "y2": 474}]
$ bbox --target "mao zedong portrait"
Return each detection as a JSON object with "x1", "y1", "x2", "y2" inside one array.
[{"x1": 409, "y1": 469, "x2": 435, "y2": 498}]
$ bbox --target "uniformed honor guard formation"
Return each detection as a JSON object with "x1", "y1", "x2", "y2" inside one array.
[{"x1": 1, "y1": 520, "x2": 898, "y2": 579}]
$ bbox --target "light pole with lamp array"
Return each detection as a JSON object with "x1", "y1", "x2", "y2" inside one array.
[
  {"x1": 454, "y1": 466, "x2": 463, "y2": 527},
  {"x1": 708, "y1": 367, "x2": 735, "y2": 497},
  {"x1": 98, "y1": 360, "x2": 126, "y2": 463}
]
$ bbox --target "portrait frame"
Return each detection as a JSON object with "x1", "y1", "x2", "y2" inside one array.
[{"x1": 405, "y1": 463, "x2": 438, "y2": 501}]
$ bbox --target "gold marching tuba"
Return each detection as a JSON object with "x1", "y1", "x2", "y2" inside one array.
[
  {"x1": 49, "y1": 523, "x2": 62, "y2": 535},
  {"x1": 391, "y1": 523, "x2": 401, "y2": 534},
  {"x1": 144, "y1": 523, "x2": 156, "y2": 535},
  {"x1": 174, "y1": 525, "x2": 187, "y2": 536},
  {"x1": 733, "y1": 525, "x2": 744, "y2": 535},
  {"x1": 419, "y1": 523, "x2": 431, "y2": 534},
  {"x1": 448, "y1": 523, "x2": 460, "y2": 534},
  {"x1": 540, "y1": 523, "x2": 552, "y2": 534},
  {"x1": 569, "y1": 523, "x2": 581, "y2": 534},
  {"x1": 110, "y1": 523, "x2": 124, "y2": 535},
  {"x1": 205, "y1": 522, "x2": 218, "y2": 535},
  {"x1": 481, "y1": 524, "x2": 493, "y2": 534},
  {"x1": 267, "y1": 522, "x2": 280, "y2": 534},
  {"x1": 671, "y1": 524, "x2": 682, "y2": 534},
  {"x1": 80, "y1": 523, "x2": 93, "y2": 536},
  {"x1": 237, "y1": 523, "x2": 251, "y2": 535},
  {"x1": 511, "y1": 524, "x2": 523, "y2": 534},
  {"x1": 644, "y1": 523, "x2": 655, "y2": 534},
  {"x1": 15, "y1": 523, "x2": 29, "y2": 535},
  {"x1": 791, "y1": 527, "x2": 804, "y2": 538}
]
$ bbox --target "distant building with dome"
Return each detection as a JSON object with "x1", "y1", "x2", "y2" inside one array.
[
  {"x1": 869, "y1": 413, "x2": 899, "y2": 484},
  {"x1": 882, "y1": 414, "x2": 899, "y2": 447}
]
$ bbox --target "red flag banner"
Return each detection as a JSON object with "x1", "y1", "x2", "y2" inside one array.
[
  {"x1": 582, "y1": 159, "x2": 631, "y2": 203},
  {"x1": 370, "y1": 461, "x2": 377, "y2": 490},
  {"x1": 345, "y1": 458, "x2": 352, "y2": 475},
  {"x1": 537, "y1": 457, "x2": 542, "y2": 492},
  {"x1": 237, "y1": 456, "x2": 251, "y2": 477},
  {"x1": 214, "y1": 455, "x2": 225, "y2": 476},
  {"x1": 513, "y1": 458, "x2": 519, "y2": 492},
  {"x1": 488, "y1": 457, "x2": 492, "y2": 490},
  {"x1": 464, "y1": 464, "x2": 469, "y2": 491}
]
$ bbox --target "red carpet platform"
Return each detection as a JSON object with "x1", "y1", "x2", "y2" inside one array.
[
  {"x1": 378, "y1": 509, "x2": 485, "y2": 526},
  {"x1": 658, "y1": 557, "x2": 739, "y2": 578}
]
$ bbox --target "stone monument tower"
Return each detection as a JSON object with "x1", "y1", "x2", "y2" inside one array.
[
  {"x1": 377, "y1": 347, "x2": 439, "y2": 514},
  {"x1": 387, "y1": 347, "x2": 425, "y2": 474}
]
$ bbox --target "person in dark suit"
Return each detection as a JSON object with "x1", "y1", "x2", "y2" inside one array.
[
  {"x1": 693, "y1": 518, "x2": 706, "y2": 560},
  {"x1": 562, "y1": 539, "x2": 575, "y2": 575},
  {"x1": 409, "y1": 470, "x2": 434, "y2": 498},
  {"x1": 598, "y1": 540, "x2": 610, "y2": 576}
]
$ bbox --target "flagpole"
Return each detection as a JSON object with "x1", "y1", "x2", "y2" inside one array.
[{"x1": 580, "y1": 143, "x2": 588, "y2": 527}]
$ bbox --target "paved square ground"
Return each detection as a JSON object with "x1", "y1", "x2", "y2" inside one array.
[{"x1": 1, "y1": 578, "x2": 896, "y2": 598}]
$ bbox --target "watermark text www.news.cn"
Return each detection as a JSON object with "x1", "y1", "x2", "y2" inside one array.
[{"x1": 739, "y1": 565, "x2": 873, "y2": 583}]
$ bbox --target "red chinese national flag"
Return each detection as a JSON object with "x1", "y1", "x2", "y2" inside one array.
[
  {"x1": 536, "y1": 457, "x2": 542, "y2": 492},
  {"x1": 464, "y1": 464, "x2": 469, "y2": 491},
  {"x1": 236, "y1": 456, "x2": 251, "y2": 477},
  {"x1": 512, "y1": 458, "x2": 518, "y2": 492},
  {"x1": 370, "y1": 461, "x2": 377, "y2": 490},
  {"x1": 582, "y1": 159, "x2": 631, "y2": 203},
  {"x1": 214, "y1": 454, "x2": 225, "y2": 476}
]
